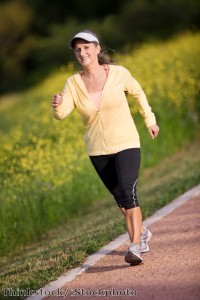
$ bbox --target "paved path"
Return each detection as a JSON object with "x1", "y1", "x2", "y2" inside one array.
[{"x1": 31, "y1": 187, "x2": 200, "y2": 300}]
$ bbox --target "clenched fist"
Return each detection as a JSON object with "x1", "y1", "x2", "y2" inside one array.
[{"x1": 52, "y1": 93, "x2": 63, "y2": 108}]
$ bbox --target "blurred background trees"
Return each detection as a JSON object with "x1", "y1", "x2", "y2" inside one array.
[{"x1": 0, "y1": 0, "x2": 199, "y2": 94}]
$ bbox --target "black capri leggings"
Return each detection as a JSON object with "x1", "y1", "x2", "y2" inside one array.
[{"x1": 90, "y1": 148, "x2": 140, "y2": 210}]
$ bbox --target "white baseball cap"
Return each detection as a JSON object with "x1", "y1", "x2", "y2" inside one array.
[{"x1": 69, "y1": 32, "x2": 99, "y2": 49}]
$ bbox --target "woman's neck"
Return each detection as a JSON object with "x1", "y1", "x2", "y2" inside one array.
[{"x1": 82, "y1": 63, "x2": 104, "y2": 80}]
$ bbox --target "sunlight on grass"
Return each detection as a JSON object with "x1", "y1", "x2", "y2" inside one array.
[
  {"x1": 0, "y1": 139, "x2": 200, "y2": 299},
  {"x1": 0, "y1": 32, "x2": 199, "y2": 258}
]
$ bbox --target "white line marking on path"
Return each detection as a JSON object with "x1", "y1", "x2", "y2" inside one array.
[{"x1": 26, "y1": 184, "x2": 200, "y2": 300}]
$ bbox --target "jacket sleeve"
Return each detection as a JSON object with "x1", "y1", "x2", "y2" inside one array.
[
  {"x1": 123, "y1": 67, "x2": 156, "y2": 128},
  {"x1": 52, "y1": 80, "x2": 75, "y2": 120}
]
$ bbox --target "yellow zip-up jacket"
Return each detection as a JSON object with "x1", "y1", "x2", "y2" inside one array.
[{"x1": 52, "y1": 65, "x2": 157, "y2": 156}]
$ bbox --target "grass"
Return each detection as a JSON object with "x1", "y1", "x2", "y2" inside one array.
[
  {"x1": 0, "y1": 138, "x2": 200, "y2": 299},
  {"x1": 0, "y1": 32, "x2": 199, "y2": 255},
  {"x1": 0, "y1": 31, "x2": 200, "y2": 298}
]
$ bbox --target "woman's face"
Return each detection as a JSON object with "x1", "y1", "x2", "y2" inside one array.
[{"x1": 74, "y1": 39, "x2": 100, "y2": 67}]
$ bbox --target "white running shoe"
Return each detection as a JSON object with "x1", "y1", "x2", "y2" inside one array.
[
  {"x1": 140, "y1": 226, "x2": 152, "y2": 253},
  {"x1": 125, "y1": 243, "x2": 143, "y2": 265}
]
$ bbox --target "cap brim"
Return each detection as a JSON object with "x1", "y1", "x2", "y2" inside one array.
[{"x1": 69, "y1": 32, "x2": 99, "y2": 49}]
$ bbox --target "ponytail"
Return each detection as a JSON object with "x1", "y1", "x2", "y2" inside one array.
[{"x1": 98, "y1": 48, "x2": 117, "y2": 65}]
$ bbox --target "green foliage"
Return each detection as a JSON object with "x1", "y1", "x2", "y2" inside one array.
[
  {"x1": 0, "y1": 0, "x2": 35, "y2": 91},
  {"x1": 120, "y1": 32, "x2": 200, "y2": 166},
  {"x1": 0, "y1": 32, "x2": 199, "y2": 256},
  {"x1": 0, "y1": 0, "x2": 200, "y2": 93},
  {"x1": 1, "y1": 139, "x2": 200, "y2": 298}
]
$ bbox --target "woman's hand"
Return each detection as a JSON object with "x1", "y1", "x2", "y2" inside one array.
[
  {"x1": 52, "y1": 93, "x2": 63, "y2": 108},
  {"x1": 148, "y1": 124, "x2": 160, "y2": 139}
]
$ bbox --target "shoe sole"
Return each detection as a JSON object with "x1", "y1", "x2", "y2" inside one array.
[{"x1": 125, "y1": 252, "x2": 143, "y2": 265}]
